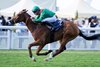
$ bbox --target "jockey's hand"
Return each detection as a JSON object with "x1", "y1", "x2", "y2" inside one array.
[
  {"x1": 32, "y1": 20, "x2": 41, "y2": 23},
  {"x1": 41, "y1": 21, "x2": 48, "y2": 23}
]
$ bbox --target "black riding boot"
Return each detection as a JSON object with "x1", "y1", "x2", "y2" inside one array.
[{"x1": 43, "y1": 22, "x2": 55, "y2": 31}]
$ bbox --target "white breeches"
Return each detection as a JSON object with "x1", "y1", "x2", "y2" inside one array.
[{"x1": 42, "y1": 15, "x2": 58, "y2": 22}]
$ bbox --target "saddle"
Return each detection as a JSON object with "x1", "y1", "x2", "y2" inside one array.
[
  {"x1": 49, "y1": 20, "x2": 64, "y2": 42},
  {"x1": 37, "y1": 20, "x2": 64, "y2": 42},
  {"x1": 45, "y1": 20, "x2": 64, "y2": 32}
]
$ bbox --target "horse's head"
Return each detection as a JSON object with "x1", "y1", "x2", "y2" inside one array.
[{"x1": 12, "y1": 9, "x2": 31, "y2": 24}]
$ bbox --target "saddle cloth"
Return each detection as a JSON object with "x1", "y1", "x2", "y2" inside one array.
[{"x1": 47, "y1": 20, "x2": 63, "y2": 31}]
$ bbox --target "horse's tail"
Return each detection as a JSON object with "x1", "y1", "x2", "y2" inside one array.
[{"x1": 79, "y1": 29, "x2": 100, "y2": 40}]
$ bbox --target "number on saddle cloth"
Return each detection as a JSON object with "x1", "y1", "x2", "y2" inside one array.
[{"x1": 51, "y1": 20, "x2": 63, "y2": 31}]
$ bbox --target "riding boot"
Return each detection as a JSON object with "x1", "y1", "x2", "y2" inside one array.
[
  {"x1": 43, "y1": 21, "x2": 55, "y2": 31},
  {"x1": 51, "y1": 20, "x2": 62, "y2": 31},
  {"x1": 43, "y1": 21, "x2": 53, "y2": 26}
]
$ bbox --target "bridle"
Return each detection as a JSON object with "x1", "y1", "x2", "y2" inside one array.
[{"x1": 22, "y1": 12, "x2": 31, "y2": 25}]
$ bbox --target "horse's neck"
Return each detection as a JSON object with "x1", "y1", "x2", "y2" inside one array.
[{"x1": 25, "y1": 18, "x2": 37, "y2": 33}]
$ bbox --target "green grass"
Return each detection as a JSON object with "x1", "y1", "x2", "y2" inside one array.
[{"x1": 0, "y1": 50, "x2": 100, "y2": 67}]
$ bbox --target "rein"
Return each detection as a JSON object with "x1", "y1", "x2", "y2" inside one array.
[
  {"x1": 23, "y1": 12, "x2": 37, "y2": 33},
  {"x1": 25, "y1": 17, "x2": 30, "y2": 25},
  {"x1": 24, "y1": 13, "x2": 31, "y2": 25}
]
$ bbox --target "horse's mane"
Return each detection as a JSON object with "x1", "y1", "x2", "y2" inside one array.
[
  {"x1": 29, "y1": 18, "x2": 47, "y2": 27},
  {"x1": 23, "y1": 11, "x2": 48, "y2": 29},
  {"x1": 32, "y1": 21, "x2": 48, "y2": 29}
]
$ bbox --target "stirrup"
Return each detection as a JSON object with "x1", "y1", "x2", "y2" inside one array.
[{"x1": 51, "y1": 28, "x2": 55, "y2": 31}]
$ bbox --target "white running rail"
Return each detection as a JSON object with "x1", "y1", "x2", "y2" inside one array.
[{"x1": 0, "y1": 26, "x2": 100, "y2": 50}]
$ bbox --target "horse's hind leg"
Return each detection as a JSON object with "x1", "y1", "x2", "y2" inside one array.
[
  {"x1": 45, "y1": 38, "x2": 69, "y2": 61},
  {"x1": 45, "y1": 45, "x2": 66, "y2": 61}
]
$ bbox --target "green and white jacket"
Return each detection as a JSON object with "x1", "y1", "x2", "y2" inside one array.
[{"x1": 34, "y1": 9, "x2": 55, "y2": 22}]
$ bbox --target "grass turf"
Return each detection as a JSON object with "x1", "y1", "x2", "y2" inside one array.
[{"x1": 0, "y1": 50, "x2": 100, "y2": 67}]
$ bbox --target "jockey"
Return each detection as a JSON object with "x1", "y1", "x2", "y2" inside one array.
[{"x1": 32, "y1": 6, "x2": 61, "y2": 31}]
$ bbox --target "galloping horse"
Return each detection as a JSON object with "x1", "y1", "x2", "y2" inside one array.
[{"x1": 11, "y1": 9, "x2": 100, "y2": 61}]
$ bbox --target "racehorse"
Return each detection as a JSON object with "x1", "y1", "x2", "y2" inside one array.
[{"x1": 11, "y1": 9, "x2": 100, "y2": 61}]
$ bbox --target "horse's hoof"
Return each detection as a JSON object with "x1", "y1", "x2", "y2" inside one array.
[
  {"x1": 44, "y1": 58, "x2": 51, "y2": 61},
  {"x1": 44, "y1": 58, "x2": 49, "y2": 61},
  {"x1": 32, "y1": 57, "x2": 36, "y2": 62}
]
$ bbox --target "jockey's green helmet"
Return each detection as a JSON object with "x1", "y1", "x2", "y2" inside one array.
[{"x1": 32, "y1": 6, "x2": 40, "y2": 13}]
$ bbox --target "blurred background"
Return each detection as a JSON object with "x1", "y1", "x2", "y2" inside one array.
[{"x1": 0, "y1": 0, "x2": 100, "y2": 50}]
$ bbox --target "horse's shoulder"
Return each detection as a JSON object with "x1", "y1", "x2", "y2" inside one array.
[
  {"x1": 36, "y1": 22, "x2": 46, "y2": 26},
  {"x1": 35, "y1": 23, "x2": 49, "y2": 31}
]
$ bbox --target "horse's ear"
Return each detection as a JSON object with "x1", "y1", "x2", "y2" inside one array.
[{"x1": 13, "y1": 12, "x2": 16, "y2": 17}]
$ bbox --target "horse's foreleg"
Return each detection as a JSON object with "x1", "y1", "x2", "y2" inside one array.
[
  {"x1": 36, "y1": 45, "x2": 52, "y2": 56},
  {"x1": 28, "y1": 41, "x2": 39, "y2": 61}
]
